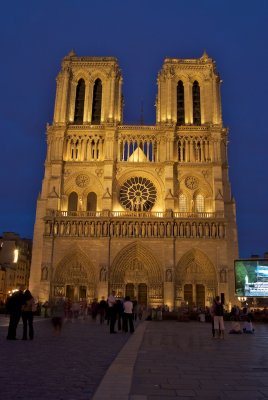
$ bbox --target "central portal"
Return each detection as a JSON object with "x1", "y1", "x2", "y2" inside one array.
[
  {"x1": 125, "y1": 283, "x2": 148, "y2": 305},
  {"x1": 110, "y1": 242, "x2": 163, "y2": 307}
]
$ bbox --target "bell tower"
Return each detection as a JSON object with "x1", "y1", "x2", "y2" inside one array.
[
  {"x1": 53, "y1": 50, "x2": 123, "y2": 125},
  {"x1": 156, "y1": 51, "x2": 222, "y2": 126}
]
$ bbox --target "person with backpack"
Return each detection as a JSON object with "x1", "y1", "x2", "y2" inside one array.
[
  {"x1": 213, "y1": 296, "x2": 225, "y2": 339},
  {"x1": 21, "y1": 289, "x2": 36, "y2": 340}
]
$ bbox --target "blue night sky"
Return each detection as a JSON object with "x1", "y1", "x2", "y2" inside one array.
[{"x1": 0, "y1": 0, "x2": 267, "y2": 258}]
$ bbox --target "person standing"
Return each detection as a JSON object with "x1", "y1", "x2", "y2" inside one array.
[
  {"x1": 210, "y1": 301, "x2": 216, "y2": 338},
  {"x1": 116, "y1": 298, "x2": 124, "y2": 331},
  {"x1": 21, "y1": 289, "x2": 35, "y2": 340},
  {"x1": 107, "y1": 290, "x2": 117, "y2": 333},
  {"x1": 98, "y1": 296, "x2": 107, "y2": 324},
  {"x1": 123, "y1": 296, "x2": 134, "y2": 333},
  {"x1": 213, "y1": 296, "x2": 225, "y2": 339},
  {"x1": 6, "y1": 287, "x2": 24, "y2": 340}
]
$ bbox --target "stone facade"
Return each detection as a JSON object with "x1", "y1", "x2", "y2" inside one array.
[{"x1": 29, "y1": 51, "x2": 238, "y2": 309}]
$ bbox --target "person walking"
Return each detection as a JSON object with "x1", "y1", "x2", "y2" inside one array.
[
  {"x1": 123, "y1": 296, "x2": 134, "y2": 333},
  {"x1": 51, "y1": 297, "x2": 65, "y2": 335},
  {"x1": 107, "y1": 290, "x2": 117, "y2": 333},
  {"x1": 6, "y1": 287, "x2": 24, "y2": 340},
  {"x1": 213, "y1": 295, "x2": 225, "y2": 339},
  {"x1": 21, "y1": 289, "x2": 35, "y2": 340}
]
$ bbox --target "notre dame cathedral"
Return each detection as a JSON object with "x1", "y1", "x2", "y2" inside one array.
[{"x1": 29, "y1": 50, "x2": 238, "y2": 309}]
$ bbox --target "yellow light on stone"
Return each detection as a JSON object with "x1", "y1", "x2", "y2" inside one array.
[{"x1": 14, "y1": 249, "x2": 19, "y2": 263}]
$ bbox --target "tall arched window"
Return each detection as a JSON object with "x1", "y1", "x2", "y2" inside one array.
[
  {"x1": 68, "y1": 192, "x2": 78, "y2": 212},
  {"x1": 178, "y1": 140, "x2": 186, "y2": 162},
  {"x1": 177, "y1": 80, "x2": 185, "y2": 125},
  {"x1": 192, "y1": 81, "x2": 201, "y2": 125},
  {"x1": 195, "y1": 194, "x2": 204, "y2": 212},
  {"x1": 179, "y1": 194, "x2": 187, "y2": 212},
  {"x1": 87, "y1": 192, "x2": 97, "y2": 212},
  {"x1": 92, "y1": 79, "x2": 102, "y2": 124},
  {"x1": 74, "y1": 79, "x2": 85, "y2": 124}
]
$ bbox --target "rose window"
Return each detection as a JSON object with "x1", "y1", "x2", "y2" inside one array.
[
  {"x1": 120, "y1": 177, "x2": 157, "y2": 211},
  {"x1": 76, "y1": 174, "x2": 89, "y2": 188},
  {"x1": 185, "y1": 176, "x2": 199, "y2": 190}
]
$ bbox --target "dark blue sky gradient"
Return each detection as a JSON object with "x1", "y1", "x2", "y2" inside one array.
[{"x1": 1, "y1": 0, "x2": 267, "y2": 258}]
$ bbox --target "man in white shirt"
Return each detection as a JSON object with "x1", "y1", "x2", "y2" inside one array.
[{"x1": 123, "y1": 296, "x2": 134, "y2": 333}]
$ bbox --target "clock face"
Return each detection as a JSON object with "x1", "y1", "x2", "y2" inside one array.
[{"x1": 120, "y1": 177, "x2": 157, "y2": 211}]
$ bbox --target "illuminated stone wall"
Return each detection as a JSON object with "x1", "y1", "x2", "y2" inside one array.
[{"x1": 29, "y1": 51, "x2": 238, "y2": 309}]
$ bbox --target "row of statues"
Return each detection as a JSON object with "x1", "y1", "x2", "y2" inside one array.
[{"x1": 45, "y1": 219, "x2": 225, "y2": 239}]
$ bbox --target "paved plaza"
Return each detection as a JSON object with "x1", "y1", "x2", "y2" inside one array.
[{"x1": 1, "y1": 316, "x2": 268, "y2": 399}]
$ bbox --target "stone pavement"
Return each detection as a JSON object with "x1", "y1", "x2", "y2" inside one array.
[
  {"x1": 0, "y1": 315, "x2": 130, "y2": 400},
  {"x1": 1, "y1": 316, "x2": 268, "y2": 399},
  {"x1": 94, "y1": 320, "x2": 268, "y2": 400}
]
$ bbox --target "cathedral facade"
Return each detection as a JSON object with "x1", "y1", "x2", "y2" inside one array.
[{"x1": 29, "y1": 51, "x2": 238, "y2": 309}]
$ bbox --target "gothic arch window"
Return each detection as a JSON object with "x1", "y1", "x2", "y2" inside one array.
[
  {"x1": 74, "y1": 79, "x2": 85, "y2": 124},
  {"x1": 192, "y1": 80, "x2": 201, "y2": 125},
  {"x1": 177, "y1": 80, "x2": 185, "y2": 125},
  {"x1": 195, "y1": 141, "x2": 202, "y2": 161},
  {"x1": 179, "y1": 193, "x2": 187, "y2": 212},
  {"x1": 87, "y1": 192, "x2": 97, "y2": 212},
  {"x1": 92, "y1": 79, "x2": 102, "y2": 124},
  {"x1": 68, "y1": 192, "x2": 78, "y2": 212},
  {"x1": 178, "y1": 140, "x2": 186, "y2": 161},
  {"x1": 195, "y1": 194, "x2": 204, "y2": 212}
]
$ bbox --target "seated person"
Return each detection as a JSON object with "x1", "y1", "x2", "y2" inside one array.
[
  {"x1": 229, "y1": 321, "x2": 242, "y2": 334},
  {"x1": 243, "y1": 318, "x2": 254, "y2": 333}
]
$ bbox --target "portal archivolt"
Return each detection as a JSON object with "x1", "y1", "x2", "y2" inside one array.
[
  {"x1": 52, "y1": 250, "x2": 96, "y2": 300},
  {"x1": 175, "y1": 248, "x2": 217, "y2": 306},
  {"x1": 110, "y1": 242, "x2": 163, "y2": 305},
  {"x1": 110, "y1": 242, "x2": 162, "y2": 284}
]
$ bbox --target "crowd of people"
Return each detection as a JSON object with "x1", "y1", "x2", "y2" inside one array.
[
  {"x1": 4, "y1": 289, "x2": 147, "y2": 339},
  {"x1": 4, "y1": 288, "x2": 263, "y2": 340}
]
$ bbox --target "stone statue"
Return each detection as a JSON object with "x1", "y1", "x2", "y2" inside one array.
[
  {"x1": 100, "y1": 267, "x2": 107, "y2": 282},
  {"x1": 166, "y1": 269, "x2": 172, "y2": 282}
]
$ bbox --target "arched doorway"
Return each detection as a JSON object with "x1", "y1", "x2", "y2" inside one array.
[
  {"x1": 53, "y1": 251, "x2": 96, "y2": 302},
  {"x1": 175, "y1": 248, "x2": 217, "y2": 308},
  {"x1": 110, "y1": 242, "x2": 162, "y2": 307},
  {"x1": 183, "y1": 283, "x2": 205, "y2": 307},
  {"x1": 138, "y1": 283, "x2": 148, "y2": 305}
]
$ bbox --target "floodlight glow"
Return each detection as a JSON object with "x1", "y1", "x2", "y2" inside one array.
[{"x1": 14, "y1": 249, "x2": 19, "y2": 263}]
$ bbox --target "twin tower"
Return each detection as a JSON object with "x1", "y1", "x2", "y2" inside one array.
[
  {"x1": 29, "y1": 51, "x2": 238, "y2": 309},
  {"x1": 54, "y1": 50, "x2": 221, "y2": 126}
]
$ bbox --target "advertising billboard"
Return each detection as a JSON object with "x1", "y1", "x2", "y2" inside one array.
[{"x1": 234, "y1": 259, "x2": 268, "y2": 297}]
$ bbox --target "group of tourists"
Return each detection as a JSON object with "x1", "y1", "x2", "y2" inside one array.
[
  {"x1": 210, "y1": 295, "x2": 255, "y2": 338},
  {"x1": 5, "y1": 289, "x2": 144, "y2": 338},
  {"x1": 107, "y1": 291, "x2": 137, "y2": 334},
  {"x1": 5, "y1": 288, "x2": 258, "y2": 340}
]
